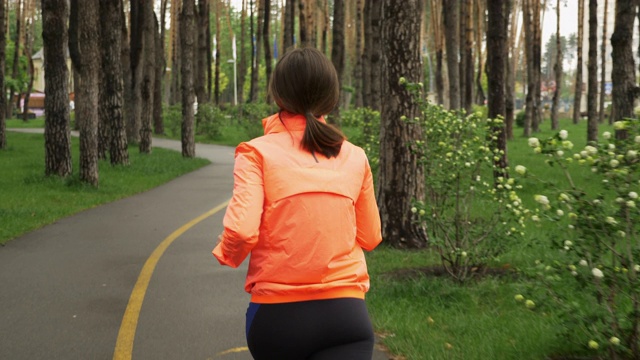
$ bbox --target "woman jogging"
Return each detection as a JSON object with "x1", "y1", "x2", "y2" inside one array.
[{"x1": 213, "y1": 47, "x2": 382, "y2": 360}]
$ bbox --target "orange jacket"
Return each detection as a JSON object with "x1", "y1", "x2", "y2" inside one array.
[{"x1": 213, "y1": 112, "x2": 382, "y2": 304}]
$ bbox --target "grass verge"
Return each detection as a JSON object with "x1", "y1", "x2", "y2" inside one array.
[{"x1": 0, "y1": 131, "x2": 210, "y2": 245}]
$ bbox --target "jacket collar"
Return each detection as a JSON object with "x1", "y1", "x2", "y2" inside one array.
[{"x1": 262, "y1": 111, "x2": 327, "y2": 135}]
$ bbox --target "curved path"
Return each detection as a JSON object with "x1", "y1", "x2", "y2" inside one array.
[{"x1": 1, "y1": 130, "x2": 390, "y2": 360}]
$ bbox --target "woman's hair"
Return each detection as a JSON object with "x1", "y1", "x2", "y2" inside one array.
[{"x1": 268, "y1": 47, "x2": 345, "y2": 158}]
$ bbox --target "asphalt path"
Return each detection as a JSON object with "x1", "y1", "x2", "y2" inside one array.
[{"x1": 1, "y1": 129, "x2": 390, "y2": 360}]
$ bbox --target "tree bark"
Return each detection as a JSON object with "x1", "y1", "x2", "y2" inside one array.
[
  {"x1": 379, "y1": 0, "x2": 428, "y2": 249},
  {"x1": 487, "y1": 0, "x2": 508, "y2": 176},
  {"x1": 353, "y1": 0, "x2": 364, "y2": 108},
  {"x1": 531, "y1": 0, "x2": 542, "y2": 132},
  {"x1": 573, "y1": 0, "x2": 585, "y2": 124},
  {"x1": 127, "y1": 0, "x2": 144, "y2": 144},
  {"x1": 283, "y1": 0, "x2": 294, "y2": 53},
  {"x1": 238, "y1": 0, "x2": 247, "y2": 104},
  {"x1": 43, "y1": 0, "x2": 72, "y2": 176},
  {"x1": 610, "y1": 0, "x2": 637, "y2": 140},
  {"x1": 22, "y1": 0, "x2": 35, "y2": 122},
  {"x1": 550, "y1": 0, "x2": 562, "y2": 131},
  {"x1": 263, "y1": 0, "x2": 272, "y2": 101},
  {"x1": 505, "y1": 0, "x2": 519, "y2": 140},
  {"x1": 329, "y1": 0, "x2": 344, "y2": 122},
  {"x1": 586, "y1": 0, "x2": 598, "y2": 142},
  {"x1": 0, "y1": 0, "x2": 5, "y2": 149},
  {"x1": 154, "y1": 12, "x2": 165, "y2": 135},
  {"x1": 443, "y1": 0, "x2": 460, "y2": 110},
  {"x1": 249, "y1": 0, "x2": 263, "y2": 102},
  {"x1": 69, "y1": 0, "x2": 100, "y2": 186},
  {"x1": 430, "y1": 0, "x2": 444, "y2": 105},
  {"x1": 195, "y1": 0, "x2": 209, "y2": 104},
  {"x1": 522, "y1": 0, "x2": 533, "y2": 136},
  {"x1": 99, "y1": 0, "x2": 129, "y2": 166},
  {"x1": 474, "y1": 0, "x2": 486, "y2": 106},
  {"x1": 362, "y1": 0, "x2": 382, "y2": 111},
  {"x1": 298, "y1": 0, "x2": 315, "y2": 47},
  {"x1": 463, "y1": 0, "x2": 474, "y2": 114},
  {"x1": 181, "y1": 0, "x2": 196, "y2": 157},
  {"x1": 599, "y1": 0, "x2": 609, "y2": 124},
  {"x1": 121, "y1": 1, "x2": 132, "y2": 131},
  {"x1": 8, "y1": 0, "x2": 22, "y2": 118},
  {"x1": 170, "y1": 0, "x2": 182, "y2": 105},
  {"x1": 214, "y1": 0, "x2": 220, "y2": 104},
  {"x1": 139, "y1": 0, "x2": 156, "y2": 154}
]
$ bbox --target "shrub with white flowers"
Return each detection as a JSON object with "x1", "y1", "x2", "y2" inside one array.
[
  {"x1": 515, "y1": 120, "x2": 640, "y2": 358},
  {"x1": 402, "y1": 94, "x2": 528, "y2": 282}
]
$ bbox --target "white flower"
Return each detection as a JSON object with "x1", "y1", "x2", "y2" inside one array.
[
  {"x1": 557, "y1": 210, "x2": 564, "y2": 216},
  {"x1": 627, "y1": 201, "x2": 636, "y2": 208},
  {"x1": 614, "y1": 121, "x2": 627, "y2": 130},
  {"x1": 580, "y1": 151, "x2": 588, "y2": 158},
  {"x1": 556, "y1": 150, "x2": 564, "y2": 157},
  {"x1": 585, "y1": 145, "x2": 598, "y2": 155},
  {"x1": 411, "y1": 207, "x2": 417, "y2": 213},
  {"x1": 579, "y1": 260, "x2": 588, "y2": 267},
  {"x1": 564, "y1": 240, "x2": 572, "y2": 247},
  {"x1": 531, "y1": 215, "x2": 540, "y2": 222},
  {"x1": 630, "y1": 192, "x2": 638, "y2": 199},
  {"x1": 635, "y1": 265, "x2": 640, "y2": 272},
  {"x1": 603, "y1": 131, "x2": 612, "y2": 139},
  {"x1": 635, "y1": 135, "x2": 640, "y2": 143},
  {"x1": 559, "y1": 130, "x2": 568, "y2": 140},
  {"x1": 559, "y1": 193, "x2": 570, "y2": 202},
  {"x1": 610, "y1": 159, "x2": 620, "y2": 168},
  {"x1": 528, "y1": 137, "x2": 540, "y2": 148},
  {"x1": 627, "y1": 150, "x2": 638, "y2": 159},
  {"x1": 534, "y1": 195, "x2": 549, "y2": 205},
  {"x1": 571, "y1": 271, "x2": 578, "y2": 276},
  {"x1": 606, "y1": 216, "x2": 618, "y2": 225},
  {"x1": 592, "y1": 268, "x2": 604, "y2": 278},
  {"x1": 562, "y1": 141, "x2": 574, "y2": 149}
]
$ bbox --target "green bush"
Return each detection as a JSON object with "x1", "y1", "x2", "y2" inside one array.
[
  {"x1": 341, "y1": 107, "x2": 380, "y2": 180},
  {"x1": 516, "y1": 109, "x2": 526, "y2": 128},
  {"x1": 237, "y1": 103, "x2": 277, "y2": 139},
  {"x1": 162, "y1": 104, "x2": 182, "y2": 138}
]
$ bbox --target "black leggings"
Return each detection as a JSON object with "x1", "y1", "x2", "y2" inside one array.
[{"x1": 246, "y1": 298, "x2": 375, "y2": 360}]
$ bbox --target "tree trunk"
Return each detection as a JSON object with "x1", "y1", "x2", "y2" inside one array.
[
  {"x1": 610, "y1": 0, "x2": 637, "y2": 140},
  {"x1": 329, "y1": 0, "x2": 344, "y2": 122},
  {"x1": 195, "y1": 0, "x2": 209, "y2": 104},
  {"x1": 298, "y1": 0, "x2": 315, "y2": 47},
  {"x1": 379, "y1": 0, "x2": 428, "y2": 249},
  {"x1": 154, "y1": 12, "x2": 165, "y2": 135},
  {"x1": 550, "y1": 0, "x2": 562, "y2": 130},
  {"x1": 214, "y1": 0, "x2": 220, "y2": 104},
  {"x1": 128, "y1": 0, "x2": 144, "y2": 144},
  {"x1": 181, "y1": 0, "x2": 196, "y2": 157},
  {"x1": 0, "y1": 0, "x2": 6, "y2": 149},
  {"x1": 487, "y1": 0, "x2": 508, "y2": 177},
  {"x1": 8, "y1": 0, "x2": 22, "y2": 119},
  {"x1": 599, "y1": 0, "x2": 609, "y2": 124},
  {"x1": 263, "y1": 0, "x2": 272, "y2": 101},
  {"x1": 139, "y1": 0, "x2": 156, "y2": 154},
  {"x1": 573, "y1": 0, "x2": 584, "y2": 124},
  {"x1": 429, "y1": 0, "x2": 444, "y2": 105},
  {"x1": 531, "y1": 0, "x2": 542, "y2": 132},
  {"x1": 121, "y1": 2, "x2": 132, "y2": 131},
  {"x1": 43, "y1": 0, "x2": 72, "y2": 176},
  {"x1": 443, "y1": 0, "x2": 460, "y2": 110},
  {"x1": 99, "y1": 0, "x2": 129, "y2": 166},
  {"x1": 21, "y1": 0, "x2": 35, "y2": 122},
  {"x1": 238, "y1": 0, "x2": 247, "y2": 104},
  {"x1": 70, "y1": 0, "x2": 100, "y2": 186},
  {"x1": 170, "y1": 0, "x2": 182, "y2": 105},
  {"x1": 475, "y1": 0, "x2": 486, "y2": 106},
  {"x1": 353, "y1": 0, "x2": 364, "y2": 108},
  {"x1": 586, "y1": 0, "x2": 598, "y2": 142},
  {"x1": 523, "y1": 0, "x2": 533, "y2": 136},
  {"x1": 249, "y1": 0, "x2": 263, "y2": 102},
  {"x1": 363, "y1": 0, "x2": 382, "y2": 111},
  {"x1": 463, "y1": 0, "x2": 474, "y2": 114},
  {"x1": 283, "y1": 0, "x2": 294, "y2": 53},
  {"x1": 505, "y1": 0, "x2": 519, "y2": 140}
]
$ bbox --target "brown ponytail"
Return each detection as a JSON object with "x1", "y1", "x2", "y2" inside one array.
[{"x1": 269, "y1": 48, "x2": 345, "y2": 158}]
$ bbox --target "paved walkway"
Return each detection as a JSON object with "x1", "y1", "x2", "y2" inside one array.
[{"x1": 1, "y1": 130, "x2": 390, "y2": 360}]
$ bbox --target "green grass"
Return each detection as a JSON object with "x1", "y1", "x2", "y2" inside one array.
[
  {"x1": 6, "y1": 116, "x2": 45, "y2": 128},
  {"x1": 0, "y1": 131, "x2": 210, "y2": 245},
  {"x1": 365, "y1": 117, "x2": 616, "y2": 360}
]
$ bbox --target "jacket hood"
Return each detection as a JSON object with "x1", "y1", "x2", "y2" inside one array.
[{"x1": 261, "y1": 112, "x2": 327, "y2": 135}]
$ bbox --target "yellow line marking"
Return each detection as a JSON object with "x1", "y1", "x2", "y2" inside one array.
[
  {"x1": 216, "y1": 347, "x2": 250, "y2": 356},
  {"x1": 113, "y1": 200, "x2": 230, "y2": 360}
]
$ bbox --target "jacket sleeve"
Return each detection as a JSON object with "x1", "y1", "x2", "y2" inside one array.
[
  {"x1": 355, "y1": 156, "x2": 382, "y2": 251},
  {"x1": 212, "y1": 143, "x2": 264, "y2": 268}
]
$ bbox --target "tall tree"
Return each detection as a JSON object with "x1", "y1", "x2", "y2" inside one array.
[
  {"x1": 69, "y1": 0, "x2": 101, "y2": 186},
  {"x1": 8, "y1": 0, "x2": 22, "y2": 118},
  {"x1": 298, "y1": 0, "x2": 314, "y2": 47},
  {"x1": 599, "y1": 0, "x2": 609, "y2": 124},
  {"x1": 170, "y1": 0, "x2": 182, "y2": 105},
  {"x1": 610, "y1": 0, "x2": 637, "y2": 140},
  {"x1": 238, "y1": 0, "x2": 247, "y2": 103},
  {"x1": 42, "y1": 0, "x2": 72, "y2": 176},
  {"x1": 330, "y1": 0, "x2": 344, "y2": 122},
  {"x1": 550, "y1": 0, "x2": 562, "y2": 130},
  {"x1": 463, "y1": 0, "x2": 474, "y2": 114},
  {"x1": 586, "y1": 0, "x2": 598, "y2": 142},
  {"x1": 474, "y1": 0, "x2": 486, "y2": 105},
  {"x1": 263, "y1": 0, "x2": 272, "y2": 100},
  {"x1": 127, "y1": 0, "x2": 144, "y2": 144},
  {"x1": 0, "y1": 0, "x2": 5, "y2": 149},
  {"x1": 522, "y1": 0, "x2": 541, "y2": 136},
  {"x1": 362, "y1": 0, "x2": 382, "y2": 110},
  {"x1": 214, "y1": 0, "x2": 220, "y2": 104},
  {"x1": 181, "y1": 0, "x2": 196, "y2": 157},
  {"x1": 154, "y1": 11, "x2": 165, "y2": 135},
  {"x1": 21, "y1": 0, "x2": 35, "y2": 122},
  {"x1": 99, "y1": 0, "x2": 128, "y2": 166},
  {"x1": 443, "y1": 0, "x2": 460, "y2": 110},
  {"x1": 379, "y1": 0, "x2": 428, "y2": 249},
  {"x1": 573, "y1": 0, "x2": 585, "y2": 124},
  {"x1": 429, "y1": 0, "x2": 444, "y2": 105},
  {"x1": 249, "y1": 0, "x2": 263, "y2": 102},
  {"x1": 352, "y1": 0, "x2": 364, "y2": 108},
  {"x1": 531, "y1": 0, "x2": 542, "y2": 132},
  {"x1": 487, "y1": 0, "x2": 508, "y2": 177},
  {"x1": 195, "y1": 0, "x2": 210, "y2": 104},
  {"x1": 139, "y1": 0, "x2": 156, "y2": 154},
  {"x1": 282, "y1": 0, "x2": 294, "y2": 52},
  {"x1": 505, "y1": 0, "x2": 520, "y2": 139}
]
